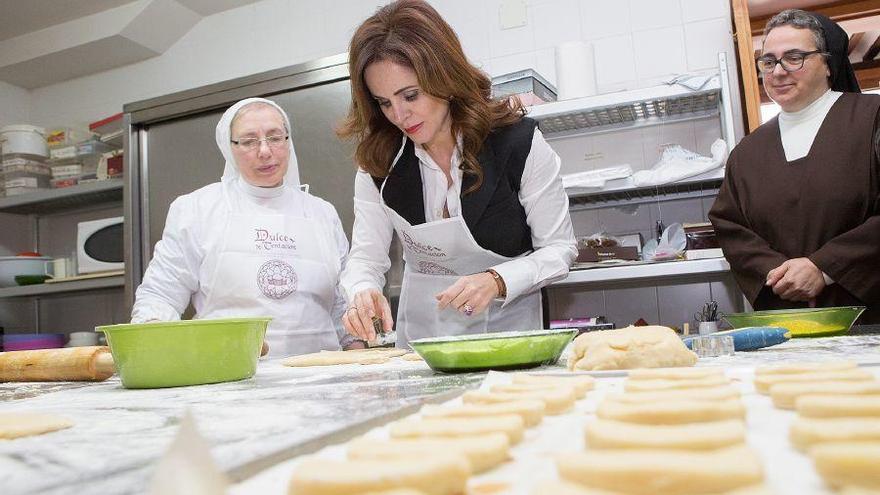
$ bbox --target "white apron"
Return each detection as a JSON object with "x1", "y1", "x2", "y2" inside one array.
[
  {"x1": 379, "y1": 173, "x2": 542, "y2": 349},
  {"x1": 198, "y1": 196, "x2": 341, "y2": 357}
]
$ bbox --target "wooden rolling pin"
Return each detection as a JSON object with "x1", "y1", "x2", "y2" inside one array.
[{"x1": 0, "y1": 346, "x2": 115, "y2": 382}]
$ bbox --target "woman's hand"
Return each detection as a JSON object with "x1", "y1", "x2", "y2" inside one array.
[
  {"x1": 766, "y1": 258, "x2": 826, "y2": 302},
  {"x1": 342, "y1": 288, "x2": 393, "y2": 341},
  {"x1": 435, "y1": 272, "x2": 499, "y2": 317}
]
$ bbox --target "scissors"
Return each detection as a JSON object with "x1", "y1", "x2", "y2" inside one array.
[{"x1": 694, "y1": 300, "x2": 719, "y2": 322}]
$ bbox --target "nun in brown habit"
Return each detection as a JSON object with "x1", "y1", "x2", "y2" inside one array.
[{"x1": 709, "y1": 9, "x2": 879, "y2": 323}]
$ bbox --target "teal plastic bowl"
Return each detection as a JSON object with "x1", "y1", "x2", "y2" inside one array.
[
  {"x1": 96, "y1": 318, "x2": 270, "y2": 389},
  {"x1": 410, "y1": 329, "x2": 577, "y2": 373}
]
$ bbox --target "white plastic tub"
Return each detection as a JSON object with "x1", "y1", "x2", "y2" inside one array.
[
  {"x1": 0, "y1": 125, "x2": 48, "y2": 158},
  {"x1": 0, "y1": 256, "x2": 51, "y2": 287}
]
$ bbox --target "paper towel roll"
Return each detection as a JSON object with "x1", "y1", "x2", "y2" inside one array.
[{"x1": 555, "y1": 41, "x2": 597, "y2": 100}]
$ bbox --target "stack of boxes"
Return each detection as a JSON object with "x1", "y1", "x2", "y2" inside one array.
[
  {"x1": 0, "y1": 125, "x2": 52, "y2": 197},
  {"x1": 47, "y1": 128, "x2": 114, "y2": 188}
]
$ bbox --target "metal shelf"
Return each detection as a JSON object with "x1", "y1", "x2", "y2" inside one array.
[
  {"x1": 0, "y1": 179, "x2": 123, "y2": 215},
  {"x1": 567, "y1": 167, "x2": 724, "y2": 211},
  {"x1": 0, "y1": 275, "x2": 124, "y2": 298}
]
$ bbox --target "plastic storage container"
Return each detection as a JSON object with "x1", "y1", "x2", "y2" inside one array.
[
  {"x1": 0, "y1": 125, "x2": 48, "y2": 158},
  {"x1": 46, "y1": 127, "x2": 93, "y2": 149}
]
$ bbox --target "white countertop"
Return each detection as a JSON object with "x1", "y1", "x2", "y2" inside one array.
[{"x1": 552, "y1": 257, "x2": 731, "y2": 287}]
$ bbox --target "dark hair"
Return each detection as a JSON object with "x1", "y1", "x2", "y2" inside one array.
[
  {"x1": 763, "y1": 9, "x2": 827, "y2": 53},
  {"x1": 337, "y1": 0, "x2": 524, "y2": 193}
]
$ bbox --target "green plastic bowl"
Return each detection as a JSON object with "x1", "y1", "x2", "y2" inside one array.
[
  {"x1": 96, "y1": 317, "x2": 270, "y2": 389},
  {"x1": 722, "y1": 306, "x2": 865, "y2": 338},
  {"x1": 410, "y1": 329, "x2": 577, "y2": 373}
]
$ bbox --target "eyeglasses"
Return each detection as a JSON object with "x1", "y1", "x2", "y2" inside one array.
[
  {"x1": 756, "y1": 50, "x2": 826, "y2": 73},
  {"x1": 230, "y1": 134, "x2": 289, "y2": 151}
]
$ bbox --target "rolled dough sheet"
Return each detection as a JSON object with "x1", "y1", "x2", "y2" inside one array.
[
  {"x1": 790, "y1": 417, "x2": 880, "y2": 451},
  {"x1": 796, "y1": 395, "x2": 880, "y2": 418},
  {"x1": 463, "y1": 388, "x2": 575, "y2": 415},
  {"x1": 556, "y1": 445, "x2": 764, "y2": 495},
  {"x1": 755, "y1": 361, "x2": 857, "y2": 376},
  {"x1": 511, "y1": 373, "x2": 595, "y2": 395},
  {"x1": 420, "y1": 400, "x2": 545, "y2": 427},
  {"x1": 388, "y1": 414, "x2": 525, "y2": 444},
  {"x1": 597, "y1": 398, "x2": 745, "y2": 425},
  {"x1": 627, "y1": 367, "x2": 725, "y2": 381},
  {"x1": 0, "y1": 412, "x2": 73, "y2": 439},
  {"x1": 347, "y1": 433, "x2": 510, "y2": 474},
  {"x1": 605, "y1": 386, "x2": 740, "y2": 404},
  {"x1": 282, "y1": 351, "x2": 390, "y2": 367},
  {"x1": 623, "y1": 375, "x2": 730, "y2": 392},
  {"x1": 770, "y1": 381, "x2": 880, "y2": 409},
  {"x1": 401, "y1": 353, "x2": 425, "y2": 361},
  {"x1": 811, "y1": 442, "x2": 880, "y2": 489},
  {"x1": 755, "y1": 370, "x2": 874, "y2": 394},
  {"x1": 585, "y1": 418, "x2": 746, "y2": 450},
  {"x1": 288, "y1": 455, "x2": 470, "y2": 495}
]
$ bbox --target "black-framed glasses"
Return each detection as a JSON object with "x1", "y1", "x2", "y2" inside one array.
[
  {"x1": 230, "y1": 134, "x2": 289, "y2": 151},
  {"x1": 756, "y1": 50, "x2": 827, "y2": 73}
]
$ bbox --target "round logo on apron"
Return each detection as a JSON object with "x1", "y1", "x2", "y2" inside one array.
[{"x1": 257, "y1": 259, "x2": 297, "y2": 299}]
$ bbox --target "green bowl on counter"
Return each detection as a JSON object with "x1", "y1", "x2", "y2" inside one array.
[
  {"x1": 410, "y1": 329, "x2": 577, "y2": 373},
  {"x1": 722, "y1": 306, "x2": 865, "y2": 338},
  {"x1": 96, "y1": 317, "x2": 270, "y2": 389}
]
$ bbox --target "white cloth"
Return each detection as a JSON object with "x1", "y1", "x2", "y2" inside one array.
[
  {"x1": 778, "y1": 89, "x2": 842, "y2": 162},
  {"x1": 132, "y1": 98, "x2": 354, "y2": 355},
  {"x1": 778, "y1": 88, "x2": 841, "y2": 286},
  {"x1": 341, "y1": 127, "x2": 577, "y2": 306}
]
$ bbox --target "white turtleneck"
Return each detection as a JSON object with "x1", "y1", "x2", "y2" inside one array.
[
  {"x1": 778, "y1": 89, "x2": 842, "y2": 162},
  {"x1": 132, "y1": 176, "x2": 354, "y2": 345}
]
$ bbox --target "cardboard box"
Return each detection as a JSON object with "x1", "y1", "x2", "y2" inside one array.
[{"x1": 576, "y1": 246, "x2": 640, "y2": 262}]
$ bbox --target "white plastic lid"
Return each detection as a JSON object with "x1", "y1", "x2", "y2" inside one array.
[{"x1": 0, "y1": 125, "x2": 46, "y2": 136}]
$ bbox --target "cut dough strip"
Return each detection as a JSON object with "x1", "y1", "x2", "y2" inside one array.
[
  {"x1": 770, "y1": 381, "x2": 880, "y2": 409},
  {"x1": 605, "y1": 386, "x2": 740, "y2": 404},
  {"x1": 288, "y1": 455, "x2": 470, "y2": 495},
  {"x1": 511, "y1": 373, "x2": 595, "y2": 396},
  {"x1": 623, "y1": 375, "x2": 730, "y2": 392},
  {"x1": 347, "y1": 433, "x2": 510, "y2": 474},
  {"x1": 790, "y1": 417, "x2": 880, "y2": 451},
  {"x1": 796, "y1": 394, "x2": 880, "y2": 418},
  {"x1": 282, "y1": 351, "x2": 390, "y2": 367},
  {"x1": 597, "y1": 398, "x2": 745, "y2": 425},
  {"x1": 754, "y1": 369, "x2": 873, "y2": 394},
  {"x1": 810, "y1": 442, "x2": 880, "y2": 490},
  {"x1": 0, "y1": 413, "x2": 73, "y2": 439},
  {"x1": 585, "y1": 418, "x2": 746, "y2": 451},
  {"x1": 420, "y1": 400, "x2": 545, "y2": 427},
  {"x1": 463, "y1": 388, "x2": 575, "y2": 415},
  {"x1": 389, "y1": 414, "x2": 525, "y2": 444},
  {"x1": 755, "y1": 361, "x2": 857, "y2": 376},
  {"x1": 627, "y1": 367, "x2": 725, "y2": 381},
  {"x1": 556, "y1": 445, "x2": 764, "y2": 495}
]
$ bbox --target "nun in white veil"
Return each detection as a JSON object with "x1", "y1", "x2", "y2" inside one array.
[{"x1": 132, "y1": 97, "x2": 358, "y2": 357}]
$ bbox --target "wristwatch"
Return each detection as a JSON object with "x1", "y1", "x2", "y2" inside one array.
[{"x1": 486, "y1": 269, "x2": 507, "y2": 299}]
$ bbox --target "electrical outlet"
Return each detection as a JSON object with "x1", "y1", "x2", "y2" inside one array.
[{"x1": 499, "y1": 0, "x2": 527, "y2": 30}]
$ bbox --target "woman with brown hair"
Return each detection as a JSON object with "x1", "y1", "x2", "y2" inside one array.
[{"x1": 338, "y1": 0, "x2": 577, "y2": 347}]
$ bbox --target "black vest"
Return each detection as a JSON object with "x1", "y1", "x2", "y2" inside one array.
[{"x1": 372, "y1": 118, "x2": 537, "y2": 257}]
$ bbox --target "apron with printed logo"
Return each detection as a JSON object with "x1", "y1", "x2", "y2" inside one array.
[
  {"x1": 379, "y1": 175, "x2": 541, "y2": 349},
  {"x1": 199, "y1": 196, "x2": 341, "y2": 357}
]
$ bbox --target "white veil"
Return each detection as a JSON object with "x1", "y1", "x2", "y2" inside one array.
[{"x1": 215, "y1": 97, "x2": 301, "y2": 187}]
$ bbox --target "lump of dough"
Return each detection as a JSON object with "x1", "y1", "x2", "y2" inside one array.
[
  {"x1": 0, "y1": 413, "x2": 73, "y2": 439},
  {"x1": 462, "y1": 388, "x2": 575, "y2": 415},
  {"x1": 791, "y1": 417, "x2": 880, "y2": 451},
  {"x1": 627, "y1": 367, "x2": 724, "y2": 380},
  {"x1": 623, "y1": 375, "x2": 730, "y2": 392},
  {"x1": 770, "y1": 381, "x2": 880, "y2": 409},
  {"x1": 420, "y1": 400, "x2": 545, "y2": 427},
  {"x1": 567, "y1": 325, "x2": 697, "y2": 371},
  {"x1": 796, "y1": 395, "x2": 880, "y2": 418},
  {"x1": 597, "y1": 398, "x2": 745, "y2": 425},
  {"x1": 288, "y1": 455, "x2": 469, "y2": 495},
  {"x1": 585, "y1": 419, "x2": 745, "y2": 450},
  {"x1": 282, "y1": 351, "x2": 390, "y2": 367},
  {"x1": 556, "y1": 445, "x2": 763, "y2": 495},
  {"x1": 606, "y1": 386, "x2": 740, "y2": 404},
  {"x1": 811, "y1": 442, "x2": 880, "y2": 489},
  {"x1": 511, "y1": 373, "x2": 595, "y2": 395},
  {"x1": 755, "y1": 369, "x2": 874, "y2": 394},
  {"x1": 755, "y1": 361, "x2": 857, "y2": 376},
  {"x1": 347, "y1": 433, "x2": 510, "y2": 474},
  {"x1": 389, "y1": 414, "x2": 525, "y2": 444}
]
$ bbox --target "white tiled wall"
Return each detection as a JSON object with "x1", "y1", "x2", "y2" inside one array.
[{"x1": 4, "y1": 0, "x2": 737, "y2": 129}]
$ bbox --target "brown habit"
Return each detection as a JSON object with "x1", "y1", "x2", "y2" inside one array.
[{"x1": 709, "y1": 92, "x2": 880, "y2": 323}]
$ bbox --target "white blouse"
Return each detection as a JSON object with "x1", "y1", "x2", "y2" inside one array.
[{"x1": 341, "y1": 127, "x2": 578, "y2": 305}]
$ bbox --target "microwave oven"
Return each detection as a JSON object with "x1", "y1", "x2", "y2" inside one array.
[{"x1": 77, "y1": 216, "x2": 124, "y2": 274}]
